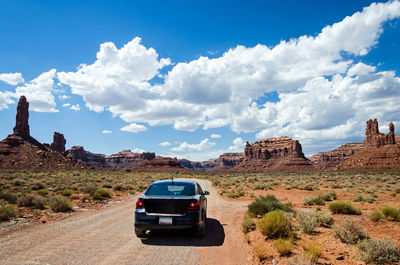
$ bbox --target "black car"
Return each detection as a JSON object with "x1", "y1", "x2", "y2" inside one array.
[{"x1": 134, "y1": 179, "x2": 209, "y2": 238}]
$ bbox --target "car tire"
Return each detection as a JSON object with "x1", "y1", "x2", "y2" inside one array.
[
  {"x1": 135, "y1": 228, "x2": 147, "y2": 238},
  {"x1": 195, "y1": 213, "x2": 206, "y2": 238}
]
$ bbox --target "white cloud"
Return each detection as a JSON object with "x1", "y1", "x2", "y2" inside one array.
[
  {"x1": 62, "y1": 103, "x2": 71, "y2": 107},
  {"x1": 171, "y1": 138, "x2": 216, "y2": 152},
  {"x1": 13, "y1": 69, "x2": 58, "y2": 112},
  {"x1": 102, "y1": 130, "x2": 112, "y2": 134},
  {"x1": 0, "y1": 91, "x2": 14, "y2": 110},
  {"x1": 0, "y1": 73, "x2": 24, "y2": 85},
  {"x1": 228, "y1": 137, "x2": 245, "y2": 152},
  {"x1": 120, "y1": 123, "x2": 147, "y2": 133},
  {"x1": 159, "y1": 141, "x2": 171, "y2": 146},
  {"x1": 70, "y1": 104, "x2": 80, "y2": 111},
  {"x1": 58, "y1": 94, "x2": 70, "y2": 100},
  {"x1": 133, "y1": 147, "x2": 145, "y2": 153},
  {"x1": 210, "y1": 134, "x2": 221, "y2": 139}
]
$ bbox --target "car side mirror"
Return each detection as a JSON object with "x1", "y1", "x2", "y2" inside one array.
[{"x1": 203, "y1": 191, "x2": 210, "y2": 195}]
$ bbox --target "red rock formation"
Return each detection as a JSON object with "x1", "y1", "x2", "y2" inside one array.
[
  {"x1": 310, "y1": 143, "x2": 364, "y2": 169},
  {"x1": 65, "y1": 146, "x2": 106, "y2": 168},
  {"x1": 105, "y1": 150, "x2": 155, "y2": 170},
  {"x1": 50, "y1": 132, "x2": 66, "y2": 154},
  {"x1": 364, "y1": 119, "x2": 396, "y2": 147},
  {"x1": 234, "y1": 137, "x2": 314, "y2": 172},
  {"x1": 338, "y1": 119, "x2": 400, "y2": 171},
  {"x1": 13, "y1": 96, "x2": 30, "y2": 138},
  {"x1": 179, "y1": 153, "x2": 244, "y2": 172}
]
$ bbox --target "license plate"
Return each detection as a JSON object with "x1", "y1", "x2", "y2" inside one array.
[{"x1": 159, "y1": 217, "x2": 173, "y2": 225}]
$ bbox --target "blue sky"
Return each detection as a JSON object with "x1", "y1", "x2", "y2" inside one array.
[{"x1": 0, "y1": 0, "x2": 399, "y2": 161}]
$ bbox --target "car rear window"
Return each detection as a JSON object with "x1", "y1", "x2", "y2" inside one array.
[{"x1": 145, "y1": 183, "x2": 195, "y2": 196}]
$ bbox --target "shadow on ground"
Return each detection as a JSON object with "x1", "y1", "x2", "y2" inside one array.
[{"x1": 140, "y1": 218, "x2": 225, "y2": 247}]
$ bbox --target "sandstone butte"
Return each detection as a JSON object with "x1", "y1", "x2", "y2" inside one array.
[
  {"x1": 0, "y1": 96, "x2": 82, "y2": 170},
  {"x1": 232, "y1": 136, "x2": 314, "y2": 172}
]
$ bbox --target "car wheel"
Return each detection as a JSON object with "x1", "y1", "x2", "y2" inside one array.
[
  {"x1": 196, "y1": 213, "x2": 206, "y2": 238},
  {"x1": 135, "y1": 228, "x2": 147, "y2": 238}
]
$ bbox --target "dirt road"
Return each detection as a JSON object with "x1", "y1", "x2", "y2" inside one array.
[{"x1": 0, "y1": 180, "x2": 255, "y2": 265}]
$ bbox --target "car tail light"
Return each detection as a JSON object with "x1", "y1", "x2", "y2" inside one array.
[
  {"x1": 136, "y1": 198, "x2": 145, "y2": 209},
  {"x1": 188, "y1": 200, "x2": 200, "y2": 210}
]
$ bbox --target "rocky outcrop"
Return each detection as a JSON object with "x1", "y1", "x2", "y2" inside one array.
[
  {"x1": 0, "y1": 96, "x2": 83, "y2": 169},
  {"x1": 66, "y1": 146, "x2": 106, "y2": 168},
  {"x1": 338, "y1": 119, "x2": 400, "y2": 171},
  {"x1": 105, "y1": 150, "x2": 155, "y2": 170},
  {"x1": 13, "y1": 96, "x2": 30, "y2": 138},
  {"x1": 179, "y1": 153, "x2": 244, "y2": 172},
  {"x1": 234, "y1": 137, "x2": 314, "y2": 172},
  {"x1": 310, "y1": 143, "x2": 364, "y2": 169},
  {"x1": 140, "y1": 156, "x2": 184, "y2": 171},
  {"x1": 364, "y1": 119, "x2": 396, "y2": 147},
  {"x1": 50, "y1": 132, "x2": 66, "y2": 154}
]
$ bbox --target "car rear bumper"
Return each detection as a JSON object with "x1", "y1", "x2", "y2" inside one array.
[{"x1": 134, "y1": 210, "x2": 199, "y2": 231}]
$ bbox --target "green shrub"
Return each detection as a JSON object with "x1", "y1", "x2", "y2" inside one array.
[
  {"x1": 304, "y1": 196, "x2": 325, "y2": 206},
  {"x1": 0, "y1": 191, "x2": 18, "y2": 204},
  {"x1": 82, "y1": 185, "x2": 97, "y2": 196},
  {"x1": 61, "y1": 190, "x2": 73, "y2": 197},
  {"x1": 381, "y1": 206, "x2": 400, "y2": 221},
  {"x1": 297, "y1": 211, "x2": 333, "y2": 234},
  {"x1": 258, "y1": 210, "x2": 291, "y2": 238},
  {"x1": 370, "y1": 211, "x2": 383, "y2": 222},
  {"x1": 242, "y1": 216, "x2": 256, "y2": 234},
  {"x1": 93, "y1": 189, "x2": 112, "y2": 200},
  {"x1": 333, "y1": 219, "x2": 369, "y2": 244},
  {"x1": 274, "y1": 238, "x2": 294, "y2": 256},
  {"x1": 36, "y1": 189, "x2": 49, "y2": 196},
  {"x1": 253, "y1": 242, "x2": 268, "y2": 261},
  {"x1": 303, "y1": 241, "x2": 323, "y2": 262},
  {"x1": 30, "y1": 182, "x2": 45, "y2": 191},
  {"x1": 248, "y1": 195, "x2": 293, "y2": 217},
  {"x1": 358, "y1": 238, "x2": 400, "y2": 265},
  {"x1": 48, "y1": 197, "x2": 72, "y2": 212},
  {"x1": 113, "y1": 184, "x2": 126, "y2": 191},
  {"x1": 329, "y1": 201, "x2": 361, "y2": 215},
  {"x1": 0, "y1": 200, "x2": 16, "y2": 221},
  {"x1": 17, "y1": 194, "x2": 45, "y2": 209}
]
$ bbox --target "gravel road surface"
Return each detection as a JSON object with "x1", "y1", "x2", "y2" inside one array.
[{"x1": 0, "y1": 179, "x2": 255, "y2": 265}]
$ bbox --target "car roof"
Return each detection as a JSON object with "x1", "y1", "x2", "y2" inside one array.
[{"x1": 150, "y1": 179, "x2": 197, "y2": 185}]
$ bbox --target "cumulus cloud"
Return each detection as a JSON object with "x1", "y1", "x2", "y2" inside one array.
[
  {"x1": 171, "y1": 138, "x2": 216, "y2": 152},
  {"x1": 210, "y1": 134, "x2": 221, "y2": 139},
  {"x1": 133, "y1": 147, "x2": 145, "y2": 153},
  {"x1": 0, "y1": 73, "x2": 24, "y2": 85},
  {"x1": 70, "y1": 104, "x2": 80, "y2": 111},
  {"x1": 14, "y1": 69, "x2": 58, "y2": 112},
  {"x1": 62, "y1": 103, "x2": 71, "y2": 107},
  {"x1": 120, "y1": 123, "x2": 147, "y2": 133},
  {"x1": 0, "y1": 91, "x2": 14, "y2": 110},
  {"x1": 228, "y1": 137, "x2": 245, "y2": 152},
  {"x1": 102, "y1": 130, "x2": 112, "y2": 134},
  {"x1": 159, "y1": 141, "x2": 171, "y2": 146}
]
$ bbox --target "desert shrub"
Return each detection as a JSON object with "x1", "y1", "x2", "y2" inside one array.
[
  {"x1": 0, "y1": 199, "x2": 16, "y2": 221},
  {"x1": 30, "y1": 182, "x2": 45, "y2": 191},
  {"x1": 17, "y1": 194, "x2": 45, "y2": 209},
  {"x1": 61, "y1": 190, "x2": 73, "y2": 197},
  {"x1": 102, "y1": 183, "x2": 112, "y2": 188},
  {"x1": 36, "y1": 189, "x2": 49, "y2": 196},
  {"x1": 381, "y1": 206, "x2": 400, "y2": 221},
  {"x1": 370, "y1": 211, "x2": 383, "y2": 222},
  {"x1": 13, "y1": 179, "x2": 24, "y2": 186},
  {"x1": 248, "y1": 195, "x2": 293, "y2": 217},
  {"x1": 320, "y1": 191, "x2": 337, "y2": 201},
  {"x1": 93, "y1": 189, "x2": 112, "y2": 200},
  {"x1": 333, "y1": 219, "x2": 369, "y2": 244},
  {"x1": 358, "y1": 238, "x2": 400, "y2": 265},
  {"x1": 274, "y1": 238, "x2": 294, "y2": 256},
  {"x1": 329, "y1": 201, "x2": 361, "y2": 215},
  {"x1": 113, "y1": 184, "x2": 126, "y2": 191},
  {"x1": 297, "y1": 211, "x2": 333, "y2": 234},
  {"x1": 82, "y1": 185, "x2": 97, "y2": 196},
  {"x1": 258, "y1": 210, "x2": 291, "y2": 238},
  {"x1": 302, "y1": 241, "x2": 323, "y2": 262},
  {"x1": 253, "y1": 241, "x2": 268, "y2": 261},
  {"x1": 304, "y1": 196, "x2": 325, "y2": 206},
  {"x1": 48, "y1": 197, "x2": 72, "y2": 212},
  {"x1": 242, "y1": 215, "x2": 256, "y2": 234},
  {"x1": 0, "y1": 191, "x2": 18, "y2": 204}
]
